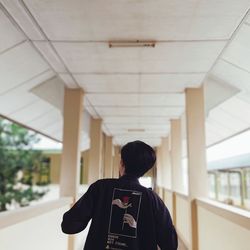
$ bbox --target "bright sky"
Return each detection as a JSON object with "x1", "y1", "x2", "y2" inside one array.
[{"x1": 206, "y1": 130, "x2": 250, "y2": 162}]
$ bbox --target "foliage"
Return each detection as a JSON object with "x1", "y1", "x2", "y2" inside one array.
[{"x1": 0, "y1": 118, "x2": 48, "y2": 211}]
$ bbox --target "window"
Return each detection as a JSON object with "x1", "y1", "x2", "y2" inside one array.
[
  {"x1": 208, "y1": 173, "x2": 217, "y2": 199},
  {"x1": 245, "y1": 170, "x2": 250, "y2": 199},
  {"x1": 229, "y1": 172, "x2": 241, "y2": 198}
]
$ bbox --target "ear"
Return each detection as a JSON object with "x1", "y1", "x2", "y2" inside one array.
[
  {"x1": 119, "y1": 160, "x2": 125, "y2": 176},
  {"x1": 120, "y1": 159, "x2": 125, "y2": 168}
]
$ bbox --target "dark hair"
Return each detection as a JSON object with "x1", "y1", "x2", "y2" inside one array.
[{"x1": 121, "y1": 140, "x2": 156, "y2": 177}]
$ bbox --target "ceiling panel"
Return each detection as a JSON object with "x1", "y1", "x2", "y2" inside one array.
[
  {"x1": 211, "y1": 59, "x2": 250, "y2": 92},
  {"x1": 28, "y1": 109, "x2": 62, "y2": 129},
  {"x1": 222, "y1": 23, "x2": 250, "y2": 72},
  {"x1": 206, "y1": 93, "x2": 250, "y2": 147},
  {"x1": 34, "y1": 41, "x2": 67, "y2": 73},
  {"x1": 23, "y1": 0, "x2": 249, "y2": 40},
  {"x1": 0, "y1": 69, "x2": 54, "y2": 114},
  {"x1": 86, "y1": 94, "x2": 139, "y2": 107},
  {"x1": 85, "y1": 105, "x2": 99, "y2": 119},
  {"x1": 247, "y1": 18, "x2": 250, "y2": 27},
  {"x1": 206, "y1": 119, "x2": 233, "y2": 137},
  {"x1": 106, "y1": 123, "x2": 170, "y2": 130},
  {"x1": 104, "y1": 116, "x2": 170, "y2": 124},
  {"x1": 0, "y1": 69, "x2": 55, "y2": 97},
  {"x1": 0, "y1": 42, "x2": 49, "y2": 94},
  {"x1": 10, "y1": 100, "x2": 54, "y2": 123},
  {"x1": 76, "y1": 73, "x2": 204, "y2": 93},
  {"x1": 206, "y1": 129, "x2": 221, "y2": 146},
  {"x1": 219, "y1": 96, "x2": 250, "y2": 124},
  {"x1": 113, "y1": 131, "x2": 168, "y2": 138},
  {"x1": 138, "y1": 94, "x2": 185, "y2": 106},
  {"x1": 30, "y1": 76, "x2": 65, "y2": 112},
  {"x1": 43, "y1": 120, "x2": 63, "y2": 134},
  {"x1": 209, "y1": 107, "x2": 248, "y2": 132},
  {"x1": 96, "y1": 107, "x2": 183, "y2": 117},
  {"x1": 204, "y1": 76, "x2": 239, "y2": 113},
  {"x1": 16, "y1": 69, "x2": 55, "y2": 92},
  {"x1": 0, "y1": 9, "x2": 25, "y2": 53},
  {"x1": 52, "y1": 131, "x2": 63, "y2": 141},
  {"x1": 109, "y1": 129, "x2": 169, "y2": 136},
  {"x1": 140, "y1": 74, "x2": 204, "y2": 92},
  {"x1": 237, "y1": 91, "x2": 250, "y2": 105},
  {"x1": 114, "y1": 135, "x2": 162, "y2": 147},
  {"x1": 53, "y1": 41, "x2": 226, "y2": 73},
  {"x1": 86, "y1": 93, "x2": 184, "y2": 107},
  {"x1": 1, "y1": 0, "x2": 45, "y2": 40},
  {"x1": 0, "y1": 91, "x2": 37, "y2": 115},
  {"x1": 76, "y1": 74, "x2": 140, "y2": 93},
  {"x1": 59, "y1": 74, "x2": 78, "y2": 88}
]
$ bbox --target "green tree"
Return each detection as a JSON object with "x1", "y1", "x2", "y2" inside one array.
[{"x1": 0, "y1": 118, "x2": 47, "y2": 211}]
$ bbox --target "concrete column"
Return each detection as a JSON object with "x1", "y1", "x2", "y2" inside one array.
[
  {"x1": 155, "y1": 146, "x2": 163, "y2": 197},
  {"x1": 104, "y1": 136, "x2": 113, "y2": 178},
  {"x1": 59, "y1": 88, "x2": 83, "y2": 198},
  {"x1": 170, "y1": 119, "x2": 183, "y2": 193},
  {"x1": 156, "y1": 146, "x2": 163, "y2": 189},
  {"x1": 185, "y1": 86, "x2": 208, "y2": 250},
  {"x1": 161, "y1": 137, "x2": 172, "y2": 189},
  {"x1": 186, "y1": 87, "x2": 208, "y2": 199},
  {"x1": 81, "y1": 150, "x2": 89, "y2": 184},
  {"x1": 112, "y1": 146, "x2": 120, "y2": 178},
  {"x1": 88, "y1": 118, "x2": 103, "y2": 184}
]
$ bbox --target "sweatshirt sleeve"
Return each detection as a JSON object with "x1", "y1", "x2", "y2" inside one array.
[
  {"x1": 61, "y1": 183, "x2": 97, "y2": 234},
  {"x1": 153, "y1": 194, "x2": 178, "y2": 250}
]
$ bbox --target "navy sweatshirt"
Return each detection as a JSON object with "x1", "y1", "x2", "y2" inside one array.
[{"x1": 61, "y1": 175, "x2": 178, "y2": 250}]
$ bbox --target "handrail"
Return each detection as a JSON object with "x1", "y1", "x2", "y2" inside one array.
[
  {"x1": 0, "y1": 197, "x2": 73, "y2": 229},
  {"x1": 175, "y1": 191, "x2": 189, "y2": 201},
  {"x1": 163, "y1": 188, "x2": 174, "y2": 194},
  {"x1": 196, "y1": 198, "x2": 250, "y2": 230},
  {"x1": 159, "y1": 188, "x2": 189, "y2": 200}
]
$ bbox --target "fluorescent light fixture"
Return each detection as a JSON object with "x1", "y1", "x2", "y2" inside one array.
[{"x1": 109, "y1": 40, "x2": 156, "y2": 48}]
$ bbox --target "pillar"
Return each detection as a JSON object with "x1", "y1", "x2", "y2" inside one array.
[
  {"x1": 113, "y1": 146, "x2": 120, "y2": 178},
  {"x1": 104, "y1": 136, "x2": 113, "y2": 178},
  {"x1": 161, "y1": 137, "x2": 171, "y2": 189},
  {"x1": 81, "y1": 150, "x2": 89, "y2": 184},
  {"x1": 59, "y1": 88, "x2": 83, "y2": 198},
  {"x1": 170, "y1": 119, "x2": 183, "y2": 193},
  {"x1": 88, "y1": 118, "x2": 103, "y2": 184},
  {"x1": 186, "y1": 86, "x2": 208, "y2": 250},
  {"x1": 186, "y1": 87, "x2": 208, "y2": 198},
  {"x1": 156, "y1": 145, "x2": 163, "y2": 190}
]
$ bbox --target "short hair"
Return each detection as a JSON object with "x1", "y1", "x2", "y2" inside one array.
[{"x1": 121, "y1": 140, "x2": 156, "y2": 177}]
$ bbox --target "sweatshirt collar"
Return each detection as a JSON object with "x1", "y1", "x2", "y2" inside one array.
[{"x1": 119, "y1": 174, "x2": 140, "y2": 184}]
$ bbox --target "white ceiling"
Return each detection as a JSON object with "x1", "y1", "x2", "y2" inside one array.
[{"x1": 0, "y1": 0, "x2": 250, "y2": 147}]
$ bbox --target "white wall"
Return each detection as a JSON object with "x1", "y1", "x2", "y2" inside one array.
[
  {"x1": 176, "y1": 195, "x2": 190, "y2": 248},
  {"x1": 164, "y1": 190, "x2": 173, "y2": 218},
  {"x1": 198, "y1": 206, "x2": 250, "y2": 250}
]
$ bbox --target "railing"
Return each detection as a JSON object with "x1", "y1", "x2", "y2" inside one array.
[
  {"x1": 196, "y1": 198, "x2": 250, "y2": 250},
  {"x1": 159, "y1": 187, "x2": 250, "y2": 250},
  {"x1": 175, "y1": 192, "x2": 190, "y2": 249},
  {"x1": 0, "y1": 198, "x2": 72, "y2": 250}
]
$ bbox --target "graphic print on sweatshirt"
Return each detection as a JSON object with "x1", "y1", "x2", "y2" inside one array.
[{"x1": 108, "y1": 188, "x2": 142, "y2": 239}]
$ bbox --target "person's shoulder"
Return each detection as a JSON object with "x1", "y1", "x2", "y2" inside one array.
[
  {"x1": 86, "y1": 178, "x2": 118, "y2": 194},
  {"x1": 91, "y1": 178, "x2": 119, "y2": 186},
  {"x1": 142, "y1": 187, "x2": 163, "y2": 202}
]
